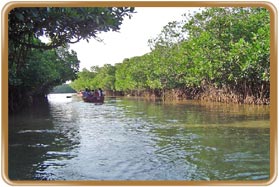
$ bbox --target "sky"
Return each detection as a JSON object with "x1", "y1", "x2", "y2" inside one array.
[{"x1": 69, "y1": 7, "x2": 198, "y2": 70}]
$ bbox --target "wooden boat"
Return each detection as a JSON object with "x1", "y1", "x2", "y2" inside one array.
[{"x1": 82, "y1": 95, "x2": 105, "y2": 104}]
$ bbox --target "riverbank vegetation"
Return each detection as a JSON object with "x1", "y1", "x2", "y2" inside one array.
[
  {"x1": 70, "y1": 7, "x2": 270, "y2": 105},
  {"x1": 8, "y1": 7, "x2": 135, "y2": 112}
]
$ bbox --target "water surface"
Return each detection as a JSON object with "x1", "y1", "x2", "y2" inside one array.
[{"x1": 9, "y1": 94, "x2": 270, "y2": 180}]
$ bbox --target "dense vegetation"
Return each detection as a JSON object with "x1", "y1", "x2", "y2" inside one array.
[
  {"x1": 70, "y1": 7, "x2": 270, "y2": 104},
  {"x1": 8, "y1": 7, "x2": 135, "y2": 112}
]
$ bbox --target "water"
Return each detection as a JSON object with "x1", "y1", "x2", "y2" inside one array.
[{"x1": 8, "y1": 93, "x2": 270, "y2": 181}]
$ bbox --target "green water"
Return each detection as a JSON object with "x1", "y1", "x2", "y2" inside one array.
[{"x1": 8, "y1": 94, "x2": 270, "y2": 180}]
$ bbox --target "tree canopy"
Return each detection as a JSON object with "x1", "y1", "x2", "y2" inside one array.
[
  {"x1": 8, "y1": 7, "x2": 135, "y2": 111},
  {"x1": 9, "y1": 7, "x2": 135, "y2": 49},
  {"x1": 70, "y1": 7, "x2": 270, "y2": 104}
]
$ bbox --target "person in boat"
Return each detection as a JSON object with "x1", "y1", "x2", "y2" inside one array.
[
  {"x1": 98, "y1": 88, "x2": 103, "y2": 97},
  {"x1": 82, "y1": 88, "x2": 90, "y2": 97},
  {"x1": 94, "y1": 89, "x2": 99, "y2": 97},
  {"x1": 90, "y1": 89, "x2": 95, "y2": 96}
]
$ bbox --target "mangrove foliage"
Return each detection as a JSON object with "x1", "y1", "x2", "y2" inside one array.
[{"x1": 70, "y1": 7, "x2": 270, "y2": 104}]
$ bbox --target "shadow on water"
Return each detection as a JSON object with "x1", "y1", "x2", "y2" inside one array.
[{"x1": 8, "y1": 96, "x2": 80, "y2": 180}]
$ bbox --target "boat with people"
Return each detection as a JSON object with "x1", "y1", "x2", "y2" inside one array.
[
  {"x1": 82, "y1": 95, "x2": 105, "y2": 103},
  {"x1": 81, "y1": 88, "x2": 105, "y2": 104}
]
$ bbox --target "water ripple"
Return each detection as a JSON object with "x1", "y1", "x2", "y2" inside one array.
[{"x1": 8, "y1": 95, "x2": 270, "y2": 180}]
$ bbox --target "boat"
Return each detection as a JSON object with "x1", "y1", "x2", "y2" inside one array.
[{"x1": 82, "y1": 95, "x2": 105, "y2": 104}]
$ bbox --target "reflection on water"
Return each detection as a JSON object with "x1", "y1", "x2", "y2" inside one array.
[{"x1": 9, "y1": 94, "x2": 270, "y2": 180}]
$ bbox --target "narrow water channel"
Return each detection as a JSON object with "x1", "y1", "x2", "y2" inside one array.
[{"x1": 8, "y1": 93, "x2": 270, "y2": 180}]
